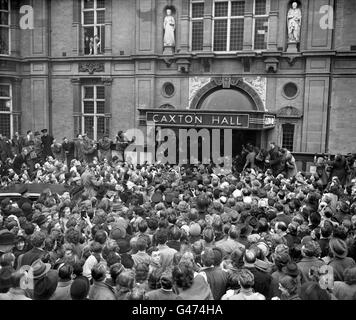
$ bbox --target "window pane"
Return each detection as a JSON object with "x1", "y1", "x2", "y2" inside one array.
[
  {"x1": 0, "y1": 84, "x2": 9, "y2": 97},
  {"x1": 83, "y1": 0, "x2": 94, "y2": 9},
  {"x1": 0, "y1": 0, "x2": 9, "y2": 11},
  {"x1": 97, "y1": 0, "x2": 105, "y2": 8},
  {"x1": 84, "y1": 101, "x2": 94, "y2": 114},
  {"x1": 192, "y1": 3, "x2": 204, "y2": 18},
  {"x1": 0, "y1": 27, "x2": 9, "y2": 55},
  {"x1": 230, "y1": 18, "x2": 244, "y2": 50},
  {"x1": 192, "y1": 20, "x2": 203, "y2": 51},
  {"x1": 0, "y1": 11, "x2": 9, "y2": 25},
  {"x1": 97, "y1": 25, "x2": 105, "y2": 54},
  {"x1": 84, "y1": 86, "x2": 94, "y2": 99},
  {"x1": 83, "y1": 11, "x2": 94, "y2": 25},
  {"x1": 0, "y1": 99, "x2": 10, "y2": 112},
  {"x1": 0, "y1": 113, "x2": 10, "y2": 137},
  {"x1": 97, "y1": 117, "x2": 105, "y2": 139},
  {"x1": 231, "y1": 1, "x2": 245, "y2": 16},
  {"x1": 96, "y1": 86, "x2": 105, "y2": 99},
  {"x1": 96, "y1": 10, "x2": 105, "y2": 24},
  {"x1": 282, "y1": 123, "x2": 294, "y2": 151},
  {"x1": 213, "y1": 19, "x2": 227, "y2": 51},
  {"x1": 96, "y1": 101, "x2": 105, "y2": 114},
  {"x1": 214, "y1": 1, "x2": 228, "y2": 17},
  {"x1": 84, "y1": 116, "x2": 94, "y2": 139},
  {"x1": 255, "y1": 0, "x2": 267, "y2": 15},
  {"x1": 83, "y1": 27, "x2": 94, "y2": 55},
  {"x1": 254, "y1": 17, "x2": 268, "y2": 49}
]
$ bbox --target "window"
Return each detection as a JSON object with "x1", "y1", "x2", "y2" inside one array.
[
  {"x1": 162, "y1": 82, "x2": 175, "y2": 97},
  {"x1": 213, "y1": 0, "x2": 245, "y2": 52},
  {"x1": 82, "y1": 85, "x2": 105, "y2": 140},
  {"x1": 0, "y1": 84, "x2": 12, "y2": 138},
  {"x1": 82, "y1": 0, "x2": 105, "y2": 55},
  {"x1": 253, "y1": 0, "x2": 269, "y2": 50},
  {"x1": 283, "y1": 82, "x2": 299, "y2": 99},
  {"x1": 191, "y1": 1, "x2": 204, "y2": 51},
  {"x1": 0, "y1": 0, "x2": 10, "y2": 55},
  {"x1": 282, "y1": 123, "x2": 294, "y2": 151}
]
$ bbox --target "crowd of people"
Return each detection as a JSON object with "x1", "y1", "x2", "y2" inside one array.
[{"x1": 0, "y1": 130, "x2": 356, "y2": 300}]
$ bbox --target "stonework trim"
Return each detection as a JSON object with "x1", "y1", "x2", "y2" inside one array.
[{"x1": 190, "y1": 77, "x2": 265, "y2": 111}]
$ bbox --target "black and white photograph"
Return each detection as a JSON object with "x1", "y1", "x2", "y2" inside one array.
[{"x1": 0, "y1": 0, "x2": 356, "y2": 312}]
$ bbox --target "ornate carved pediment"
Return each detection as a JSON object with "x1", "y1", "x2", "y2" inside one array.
[
  {"x1": 79, "y1": 62, "x2": 104, "y2": 74},
  {"x1": 276, "y1": 106, "x2": 302, "y2": 118},
  {"x1": 212, "y1": 76, "x2": 242, "y2": 88}
]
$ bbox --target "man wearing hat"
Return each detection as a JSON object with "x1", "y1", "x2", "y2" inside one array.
[
  {"x1": 328, "y1": 238, "x2": 356, "y2": 281},
  {"x1": 18, "y1": 231, "x2": 46, "y2": 268},
  {"x1": 41, "y1": 129, "x2": 54, "y2": 160},
  {"x1": 0, "y1": 230, "x2": 15, "y2": 257}
]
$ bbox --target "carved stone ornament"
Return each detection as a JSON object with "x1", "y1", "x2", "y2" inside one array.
[
  {"x1": 276, "y1": 106, "x2": 302, "y2": 118},
  {"x1": 79, "y1": 62, "x2": 104, "y2": 74},
  {"x1": 212, "y1": 76, "x2": 242, "y2": 89},
  {"x1": 188, "y1": 77, "x2": 211, "y2": 109},
  {"x1": 243, "y1": 76, "x2": 267, "y2": 108}
]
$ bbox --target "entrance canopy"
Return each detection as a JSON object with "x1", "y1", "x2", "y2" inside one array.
[{"x1": 138, "y1": 109, "x2": 276, "y2": 130}]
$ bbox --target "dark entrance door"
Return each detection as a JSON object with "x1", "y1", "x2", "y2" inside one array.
[
  {"x1": 232, "y1": 130, "x2": 258, "y2": 157},
  {"x1": 157, "y1": 128, "x2": 259, "y2": 164}
]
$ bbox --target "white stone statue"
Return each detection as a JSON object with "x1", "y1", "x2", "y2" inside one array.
[
  {"x1": 163, "y1": 9, "x2": 175, "y2": 47},
  {"x1": 287, "y1": 2, "x2": 301, "y2": 43}
]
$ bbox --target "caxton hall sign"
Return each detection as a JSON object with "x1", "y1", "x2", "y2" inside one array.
[
  {"x1": 148, "y1": 111, "x2": 249, "y2": 128},
  {"x1": 142, "y1": 109, "x2": 276, "y2": 130}
]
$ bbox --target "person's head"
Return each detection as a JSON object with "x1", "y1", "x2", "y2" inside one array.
[
  {"x1": 344, "y1": 267, "x2": 356, "y2": 286},
  {"x1": 109, "y1": 263, "x2": 125, "y2": 284},
  {"x1": 136, "y1": 238, "x2": 147, "y2": 252},
  {"x1": 201, "y1": 248, "x2": 215, "y2": 268},
  {"x1": 166, "y1": 8, "x2": 172, "y2": 16},
  {"x1": 238, "y1": 269, "x2": 255, "y2": 289},
  {"x1": 58, "y1": 263, "x2": 73, "y2": 281},
  {"x1": 91, "y1": 263, "x2": 107, "y2": 282},
  {"x1": 279, "y1": 275, "x2": 299, "y2": 297},
  {"x1": 292, "y1": 1, "x2": 298, "y2": 9},
  {"x1": 243, "y1": 249, "x2": 256, "y2": 267},
  {"x1": 172, "y1": 262, "x2": 194, "y2": 290},
  {"x1": 160, "y1": 272, "x2": 174, "y2": 290},
  {"x1": 116, "y1": 270, "x2": 135, "y2": 290},
  {"x1": 269, "y1": 142, "x2": 276, "y2": 149},
  {"x1": 70, "y1": 276, "x2": 90, "y2": 300},
  {"x1": 151, "y1": 249, "x2": 161, "y2": 265},
  {"x1": 135, "y1": 262, "x2": 149, "y2": 283},
  {"x1": 0, "y1": 252, "x2": 15, "y2": 267},
  {"x1": 155, "y1": 229, "x2": 168, "y2": 245},
  {"x1": 302, "y1": 240, "x2": 321, "y2": 258},
  {"x1": 31, "y1": 231, "x2": 46, "y2": 249}
]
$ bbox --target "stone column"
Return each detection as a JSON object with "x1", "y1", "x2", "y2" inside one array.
[
  {"x1": 203, "y1": 0, "x2": 213, "y2": 51},
  {"x1": 243, "y1": 1, "x2": 254, "y2": 51},
  {"x1": 71, "y1": 78, "x2": 81, "y2": 137},
  {"x1": 72, "y1": 0, "x2": 81, "y2": 55},
  {"x1": 12, "y1": 77, "x2": 22, "y2": 134},
  {"x1": 102, "y1": 77, "x2": 113, "y2": 135},
  {"x1": 268, "y1": 0, "x2": 278, "y2": 51},
  {"x1": 179, "y1": 0, "x2": 190, "y2": 52},
  {"x1": 105, "y1": 0, "x2": 112, "y2": 55}
]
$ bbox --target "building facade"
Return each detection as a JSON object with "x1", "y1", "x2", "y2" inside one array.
[{"x1": 1, "y1": 0, "x2": 356, "y2": 160}]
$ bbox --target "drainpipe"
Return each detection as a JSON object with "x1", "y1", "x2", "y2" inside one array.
[
  {"x1": 47, "y1": 0, "x2": 52, "y2": 134},
  {"x1": 325, "y1": 0, "x2": 336, "y2": 154}
]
